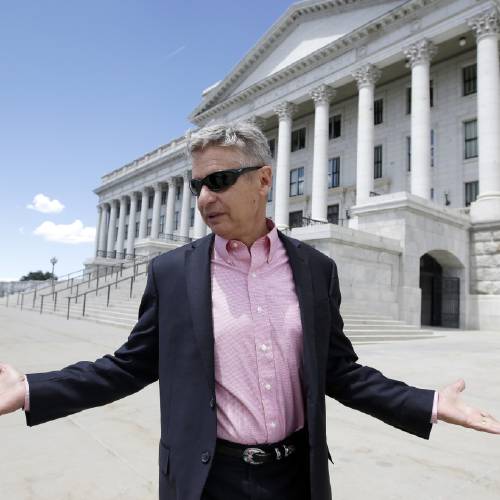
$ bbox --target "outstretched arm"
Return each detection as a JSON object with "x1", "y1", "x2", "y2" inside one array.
[{"x1": 437, "y1": 379, "x2": 500, "y2": 434}]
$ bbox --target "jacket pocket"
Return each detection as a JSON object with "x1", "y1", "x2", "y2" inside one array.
[{"x1": 159, "y1": 440, "x2": 170, "y2": 476}]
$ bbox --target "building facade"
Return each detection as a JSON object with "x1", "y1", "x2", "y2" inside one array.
[{"x1": 89, "y1": 0, "x2": 500, "y2": 330}]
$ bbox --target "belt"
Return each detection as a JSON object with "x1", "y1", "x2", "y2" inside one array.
[{"x1": 215, "y1": 428, "x2": 305, "y2": 465}]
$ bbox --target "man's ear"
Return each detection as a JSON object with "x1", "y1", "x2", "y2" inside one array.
[{"x1": 259, "y1": 165, "x2": 272, "y2": 194}]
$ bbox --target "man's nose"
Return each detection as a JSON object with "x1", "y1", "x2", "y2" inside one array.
[{"x1": 198, "y1": 185, "x2": 216, "y2": 204}]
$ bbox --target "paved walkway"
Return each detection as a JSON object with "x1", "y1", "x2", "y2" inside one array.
[{"x1": 0, "y1": 306, "x2": 499, "y2": 500}]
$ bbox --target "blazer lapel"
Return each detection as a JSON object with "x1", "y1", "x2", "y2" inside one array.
[
  {"x1": 278, "y1": 232, "x2": 319, "y2": 405},
  {"x1": 185, "y1": 234, "x2": 216, "y2": 395}
]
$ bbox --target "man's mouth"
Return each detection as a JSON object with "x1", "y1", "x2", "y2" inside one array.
[{"x1": 207, "y1": 212, "x2": 224, "y2": 221}]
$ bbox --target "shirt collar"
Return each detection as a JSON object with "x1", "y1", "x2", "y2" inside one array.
[{"x1": 213, "y1": 218, "x2": 279, "y2": 265}]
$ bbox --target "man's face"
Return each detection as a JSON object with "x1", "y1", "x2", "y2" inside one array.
[{"x1": 191, "y1": 146, "x2": 272, "y2": 243}]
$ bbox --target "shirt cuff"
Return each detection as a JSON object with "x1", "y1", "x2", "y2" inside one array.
[
  {"x1": 23, "y1": 377, "x2": 30, "y2": 413},
  {"x1": 430, "y1": 391, "x2": 438, "y2": 424}
]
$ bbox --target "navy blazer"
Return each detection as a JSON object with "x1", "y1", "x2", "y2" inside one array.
[{"x1": 26, "y1": 232, "x2": 434, "y2": 500}]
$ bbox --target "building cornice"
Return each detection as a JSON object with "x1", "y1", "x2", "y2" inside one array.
[{"x1": 189, "y1": 0, "x2": 439, "y2": 125}]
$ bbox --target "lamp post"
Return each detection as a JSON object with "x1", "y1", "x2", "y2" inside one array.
[{"x1": 50, "y1": 256, "x2": 57, "y2": 296}]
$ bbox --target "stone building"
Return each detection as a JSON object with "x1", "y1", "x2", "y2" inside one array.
[{"x1": 88, "y1": 0, "x2": 500, "y2": 330}]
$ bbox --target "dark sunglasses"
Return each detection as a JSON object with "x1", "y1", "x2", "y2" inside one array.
[{"x1": 189, "y1": 165, "x2": 264, "y2": 197}]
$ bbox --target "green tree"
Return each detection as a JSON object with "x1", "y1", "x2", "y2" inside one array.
[{"x1": 19, "y1": 271, "x2": 57, "y2": 281}]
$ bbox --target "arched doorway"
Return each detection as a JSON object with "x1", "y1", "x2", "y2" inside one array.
[{"x1": 420, "y1": 252, "x2": 461, "y2": 328}]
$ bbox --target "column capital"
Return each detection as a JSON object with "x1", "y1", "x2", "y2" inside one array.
[
  {"x1": 310, "y1": 84, "x2": 335, "y2": 105},
  {"x1": 404, "y1": 39, "x2": 437, "y2": 68},
  {"x1": 167, "y1": 176, "x2": 178, "y2": 188},
  {"x1": 469, "y1": 9, "x2": 500, "y2": 42},
  {"x1": 352, "y1": 64, "x2": 381, "y2": 89},
  {"x1": 274, "y1": 101, "x2": 296, "y2": 121},
  {"x1": 182, "y1": 171, "x2": 191, "y2": 182},
  {"x1": 141, "y1": 186, "x2": 151, "y2": 195},
  {"x1": 152, "y1": 182, "x2": 164, "y2": 192},
  {"x1": 129, "y1": 191, "x2": 140, "y2": 201}
]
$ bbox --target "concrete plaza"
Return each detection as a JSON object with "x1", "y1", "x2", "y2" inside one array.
[{"x1": 0, "y1": 306, "x2": 499, "y2": 500}]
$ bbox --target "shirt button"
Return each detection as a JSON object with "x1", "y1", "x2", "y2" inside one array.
[
  {"x1": 201, "y1": 451, "x2": 211, "y2": 464},
  {"x1": 264, "y1": 383, "x2": 271, "y2": 390},
  {"x1": 260, "y1": 344, "x2": 268, "y2": 352},
  {"x1": 257, "y1": 306, "x2": 263, "y2": 313},
  {"x1": 251, "y1": 272, "x2": 257, "y2": 278},
  {"x1": 270, "y1": 421, "x2": 276, "y2": 428},
  {"x1": 232, "y1": 242, "x2": 238, "y2": 248},
  {"x1": 210, "y1": 397, "x2": 216, "y2": 409}
]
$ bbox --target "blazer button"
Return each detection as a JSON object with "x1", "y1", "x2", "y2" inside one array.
[
  {"x1": 210, "y1": 397, "x2": 216, "y2": 409},
  {"x1": 201, "y1": 451, "x2": 211, "y2": 464}
]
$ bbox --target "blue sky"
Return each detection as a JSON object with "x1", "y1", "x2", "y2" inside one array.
[{"x1": 0, "y1": 0, "x2": 293, "y2": 280}]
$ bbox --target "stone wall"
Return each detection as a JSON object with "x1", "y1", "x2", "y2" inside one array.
[{"x1": 470, "y1": 223, "x2": 500, "y2": 295}]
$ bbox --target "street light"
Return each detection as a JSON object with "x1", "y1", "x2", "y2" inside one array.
[{"x1": 50, "y1": 256, "x2": 58, "y2": 295}]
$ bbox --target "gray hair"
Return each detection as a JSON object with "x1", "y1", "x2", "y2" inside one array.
[{"x1": 187, "y1": 121, "x2": 272, "y2": 166}]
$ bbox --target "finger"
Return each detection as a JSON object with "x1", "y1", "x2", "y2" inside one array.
[{"x1": 452, "y1": 379, "x2": 466, "y2": 393}]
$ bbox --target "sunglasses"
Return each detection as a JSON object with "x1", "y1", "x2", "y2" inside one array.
[{"x1": 189, "y1": 165, "x2": 264, "y2": 197}]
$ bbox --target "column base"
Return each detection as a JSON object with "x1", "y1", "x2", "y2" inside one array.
[{"x1": 469, "y1": 194, "x2": 500, "y2": 224}]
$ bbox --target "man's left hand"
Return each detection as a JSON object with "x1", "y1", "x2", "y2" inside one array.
[{"x1": 437, "y1": 379, "x2": 500, "y2": 434}]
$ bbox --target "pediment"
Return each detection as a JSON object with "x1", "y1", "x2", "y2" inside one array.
[{"x1": 191, "y1": 0, "x2": 410, "y2": 122}]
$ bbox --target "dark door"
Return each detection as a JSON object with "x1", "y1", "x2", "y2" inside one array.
[{"x1": 441, "y1": 277, "x2": 460, "y2": 328}]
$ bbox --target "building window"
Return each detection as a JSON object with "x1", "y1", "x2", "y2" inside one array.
[
  {"x1": 430, "y1": 188, "x2": 434, "y2": 200},
  {"x1": 267, "y1": 184, "x2": 273, "y2": 203},
  {"x1": 374, "y1": 98, "x2": 383, "y2": 125},
  {"x1": 137, "y1": 198, "x2": 141, "y2": 212},
  {"x1": 268, "y1": 138, "x2": 276, "y2": 159},
  {"x1": 126, "y1": 203, "x2": 130, "y2": 215},
  {"x1": 430, "y1": 129, "x2": 435, "y2": 167},
  {"x1": 135, "y1": 221, "x2": 139, "y2": 238},
  {"x1": 176, "y1": 186, "x2": 181, "y2": 200},
  {"x1": 159, "y1": 215, "x2": 165, "y2": 234},
  {"x1": 406, "y1": 82, "x2": 434, "y2": 114},
  {"x1": 115, "y1": 226, "x2": 119, "y2": 241},
  {"x1": 190, "y1": 207, "x2": 195, "y2": 227},
  {"x1": 464, "y1": 119, "x2": 478, "y2": 159},
  {"x1": 289, "y1": 167, "x2": 304, "y2": 196},
  {"x1": 463, "y1": 64, "x2": 477, "y2": 96},
  {"x1": 465, "y1": 181, "x2": 479, "y2": 207},
  {"x1": 406, "y1": 136, "x2": 411, "y2": 171},
  {"x1": 291, "y1": 128, "x2": 306, "y2": 152},
  {"x1": 161, "y1": 191, "x2": 167, "y2": 205},
  {"x1": 327, "y1": 204, "x2": 339, "y2": 225},
  {"x1": 146, "y1": 218, "x2": 152, "y2": 236},
  {"x1": 374, "y1": 145, "x2": 383, "y2": 179},
  {"x1": 174, "y1": 211, "x2": 179, "y2": 230},
  {"x1": 289, "y1": 210, "x2": 303, "y2": 228},
  {"x1": 148, "y1": 194, "x2": 154, "y2": 209},
  {"x1": 328, "y1": 114, "x2": 341, "y2": 139},
  {"x1": 124, "y1": 224, "x2": 128, "y2": 238},
  {"x1": 328, "y1": 157, "x2": 340, "y2": 188}
]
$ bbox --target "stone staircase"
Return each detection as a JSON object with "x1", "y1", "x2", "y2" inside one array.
[{"x1": 2, "y1": 264, "x2": 439, "y2": 344}]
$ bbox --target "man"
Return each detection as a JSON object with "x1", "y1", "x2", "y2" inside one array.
[{"x1": 0, "y1": 122, "x2": 499, "y2": 500}]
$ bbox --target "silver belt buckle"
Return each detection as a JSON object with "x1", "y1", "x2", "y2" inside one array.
[{"x1": 243, "y1": 447, "x2": 267, "y2": 465}]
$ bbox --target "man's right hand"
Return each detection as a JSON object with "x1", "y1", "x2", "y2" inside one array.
[{"x1": 0, "y1": 363, "x2": 26, "y2": 415}]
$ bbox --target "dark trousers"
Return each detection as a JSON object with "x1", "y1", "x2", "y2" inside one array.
[{"x1": 202, "y1": 434, "x2": 311, "y2": 500}]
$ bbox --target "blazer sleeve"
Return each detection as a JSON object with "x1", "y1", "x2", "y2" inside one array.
[
  {"x1": 324, "y1": 259, "x2": 434, "y2": 440},
  {"x1": 25, "y1": 259, "x2": 160, "y2": 427}
]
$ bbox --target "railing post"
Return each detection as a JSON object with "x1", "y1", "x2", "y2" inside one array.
[
  {"x1": 107, "y1": 284, "x2": 111, "y2": 307},
  {"x1": 17, "y1": 292, "x2": 20, "y2": 306},
  {"x1": 82, "y1": 293, "x2": 87, "y2": 317},
  {"x1": 120, "y1": 262, "x2": 123, "y2": 277},
  {"x1": 53, "y1": 291, "x2": 58, "y2": 312},
  {"x1": 32, "y1": 288, "x2": 37, "y2": 309},
  {"x1": 115, "y1": 269, "x2": 119, "y2": 289},
  {"x1": 88, "y1": 271, "x2": 91, "y2": 289},
  {"x1": 40, "y1": 295, "x2": 44, "y2": 314},
  {"x1": 76, "y1": 284, "x2": 79, "y2": 303},
  {"x1": 67, "y1": 296, "x2": 71, "y2": 320},
  {"x1": 6, "y1": 294, "x2": 9, "y2": 307},
  {"x1": 21, "y1": 294, "x2": 24, "y2": 311},
  {"x1": 70, "y1": 277, "x2": 74, "y2": 294},
  {"x1": 129, "y1": 276, "x2": 134, "y2": 298}
]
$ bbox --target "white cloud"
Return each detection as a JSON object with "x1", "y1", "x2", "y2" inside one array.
[
  {"x1": 27, "y1": 193, "x2": 65, "y2": 214},
  {"x1": 33, "y1": 220, "x2": 95, "y2": 245}
]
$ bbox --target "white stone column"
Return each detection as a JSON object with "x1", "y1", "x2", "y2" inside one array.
[
  {"x1": 106, "y1": 199, "x2": 118, "y2": 256},
  {"x1": 179, "y1": 172, "x2": 192, "y2": 239},
  {"x1": 274, "y1": 102, "x2": 296, "y2": 230},
  {"x1": 352, "y1": 64, "x2": 381, "y2": 205},
  {"x1": 310, "y1": 85, "x2": 335, "y2": 221},
  {"x1": 165, "y1": 177, "x2": 177, "y2": 237},
  {"x1": 138, "y1": 187, "x2": 149, "y2": 239},
  {"x1": 469, "y1": 10, "x2": 500, "y2": 223},
  {"x1": 98, "y1": 203, "x2": 109, "y2": 256},
  {"x1": 94, "y1": 205, "x2": 102, "y2": 257},
  {"x1": 126, "y1": 191, "x2": 139, "y2": 256},
  {"x1": 151, "y1": 183, "x2": 163, "y2": 239},
  {"x1": 115, "y1": 195, "x2": 127, "y2": 258},
  {"x1": 193, "y1": 202, "x2": 207, "y2": 239},
  {"x1": 404, "y1": 39, "x2": 437, "y2": 200}
]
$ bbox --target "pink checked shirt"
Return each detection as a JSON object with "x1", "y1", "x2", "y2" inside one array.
[{"x1": 211, "y1": 221, "x2": 305, "y2": 445}]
